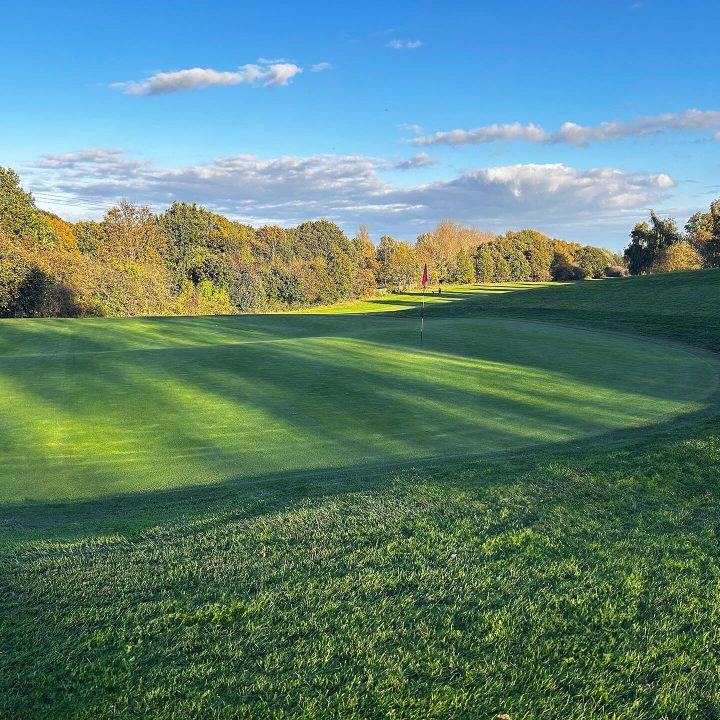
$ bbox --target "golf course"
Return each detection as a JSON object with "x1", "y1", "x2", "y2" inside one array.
[{"x1": 2, "y1": 270, "x2": 720, "y2": 718}]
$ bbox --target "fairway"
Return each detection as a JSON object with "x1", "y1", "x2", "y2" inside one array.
[{"x1": 0, "y1": 292, "x2": 716, "y2": 502}]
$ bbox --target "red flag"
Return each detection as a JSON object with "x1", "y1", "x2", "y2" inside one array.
[{"x1": 421, "y1": 263, "x2": 428, "y2": 287}]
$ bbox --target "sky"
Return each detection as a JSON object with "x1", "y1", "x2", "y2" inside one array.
[{"x1": 1, "y1": 0, "x2": 719, "y2": 251}]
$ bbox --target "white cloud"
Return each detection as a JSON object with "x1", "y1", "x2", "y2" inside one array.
[
  {"x1": 112, "y1": 62, "x2": 302, "y2": 95},
  {"x1": 386, "y1": 39, "x2": 422, "y2": 49},
  {"x1": 414, "y1": 109, "x2": 720, "y2": 147},
  {"x1": 414, "y1": 122, "x2": 549, "y2": 146},
  {"x1": 23, "y1": 150, "x2": 676, "y2": 248},
  {"x1": 715, "y1": 131, "x2": 720, "y2": 141},
  {"x1": 398, "y1": 123, "x2": 423, "y2": 135},
  {"x1": 311, "y1": 62, "x2": 332, "y2": 72},
  {"x1": 394, "y1": 153, "x2": 437, "y2": 170}
]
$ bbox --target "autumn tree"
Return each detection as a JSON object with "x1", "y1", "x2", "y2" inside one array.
[
  {"x1": 103, "y1": 201, "x2": 166, "y2": 263},
  {"x1": 377, "y1": 236, "x2": 420, "y2": 291},
  {"x1": 650, "y1": 242, "x2": 702, "y2": 273},
  {"x1": 350, "y1": 225, "x2": 379, "y2": 298}
]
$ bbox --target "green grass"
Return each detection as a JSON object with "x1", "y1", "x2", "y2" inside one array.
[{"x1": 2, "y1": 272, "x2": 720, "y2": 718}]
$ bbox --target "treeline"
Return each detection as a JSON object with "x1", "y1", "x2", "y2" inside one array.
[
  {"x1": 1, "y1": 167, "x2": 621, "y2": 318},
  {"x1": 624, "y1": 201, "x2": 720, "y2": 275}
]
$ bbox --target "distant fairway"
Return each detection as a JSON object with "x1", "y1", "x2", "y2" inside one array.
[{"x1": 0, "y1": 286, "x2": 716, "y2": 502}]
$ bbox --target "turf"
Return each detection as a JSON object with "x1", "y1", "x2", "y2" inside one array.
[{"x1": 2, "y1": 272, "x2": 720, "y2": 718}]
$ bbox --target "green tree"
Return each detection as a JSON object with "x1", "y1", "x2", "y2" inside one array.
[
  {"x1": 704, "y1": 200, "x2": 720, "y2": 268},
  {"x1": 550, "y1": 252, "x2": 588, "y2": 281},
  {"x1": 74, "y1": 221, "x2": 106, "y2": 255},
  {"x1": 490, "y1": 249, "x2": 510, "y2": 282},
  {"x1": 574, "y1": 246, "x2": 610, "y2": 279},
  {"x1": 506, "y1": 229, "x2": 554, "y2": 282},
  {"x1": 453, "y1": 249, "x2": 475, "y2": 283},
  {"x1": 228, "y1": 271, "x2": 266, "y2": 312},
  {"x1": 0, "y1": 167, "x2": 56, "y2": 248},
  {"x1": 0, "y1": 245, "x2": 52, "y2": 316},
  {"x1": 624, "y1": 211, "x2": 681, "y2": 275},
  {"x1": 159, "y1": 203, "x2": 221, "y2": 283},
  {"x1": 473, "y1": 245, "x2": 496, "y2": 282}
]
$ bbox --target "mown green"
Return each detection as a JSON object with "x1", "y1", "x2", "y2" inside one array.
[{"x1": 2, "y1": 271, "x2": 720, "y2": 719}]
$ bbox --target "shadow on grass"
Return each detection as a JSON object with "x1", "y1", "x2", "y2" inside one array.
[{"x1": 2, "y1": 392, "x2": 719, "y2": 542}]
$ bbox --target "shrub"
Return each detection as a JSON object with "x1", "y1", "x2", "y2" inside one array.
[
  {"x1": 550, "y1": 252, "x2": 589, "y2": 281},
  {"x1": 605, "y1": 265, "x2": 629, "y2": 277}
]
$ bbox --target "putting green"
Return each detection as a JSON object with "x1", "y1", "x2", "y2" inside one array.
[{"x1": 0, "y1": 311, "x2": 716, "y2": 502}]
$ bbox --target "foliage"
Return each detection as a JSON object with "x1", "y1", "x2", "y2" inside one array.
[
  {"x1": 573, "y1": 245, "x2": 611, "y2": 278},
  {"x1": 550, "y1": 251, "x2": 589, "y2": 281},
  {"x1": 376, "y1": 235, "x2": 420, "y2": 291},
  {"x1": 0, "y1": 243, "x2": 52, "y2": 317},
  {"x1": 473, "y1": 244, "x2": 496, "y2": 282},
  {"x1": 415, "y1": 220, "x2": 493, "y2": 283},
  {"x1": 228, "y1": 271, "x2": 266, "y2": 311},
  {"x1": 453, "y1": 249, "x2": 475, "y2": 283},
  {"x1": 74, "y1": 220, "x2": 106, "y2": 255},
  {"x1": 650, "y1": 241, "x2": 702, "y2": 273},
  {"x1": 624, "y1": 211, "x2": 682, "y2": 274},
  {"x1": 0, "y1": 166, "x2": 626, "y2": 319},
  {"x1": 0, "y1": 167, "x2": 57, "y2": 248}
]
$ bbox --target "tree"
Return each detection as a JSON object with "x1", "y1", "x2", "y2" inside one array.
[
  {"x1": 454, "y1": 249, "x2": 475, "y2": 283},
  {"x1": 74, "y1": 221, "x2": 106, "y2": 255},
  {"x1": 103, "y1": 201, "x2": 166, "y2": 263},
  {"x1": 704, "y1": 200, "x2": 720, "y2": 268},
  {"x1": 416, "y1": 220, "x2": 493, "y2": 284},
  {"x1": 229, "y1": 271, "x2": 266, "y2": 311},
  {"x1": 377, "y1": 236, "x2": 420, "y2": 291},
  {"x1": 550, "y1": 252, "x2": 588, "y2": 281},
  {"x1": 159, "y1": 202, "x2": 221, "y2": 283},
  {"x1": 651, "y1": 242, "x2": 702, "y2": 273},
  {"x1": 685, "y1": 210, "x2": 713, "y2": 264},
  {"x1": 351, "y1": 225, "x2": 378, "y2": 298},
  {"x1": 490, "y1": 249, "x2": 510, "y2": 282},
  {"x1": 624, "y1": 211, "x2": 681, "y2": 274},
  {"x1": 473, "y1": 245, "x2": 496, "y2": 282},
  {"x1": 0, "y1": 244, "x2": 52, "y2": 316},
  {"x1": 506, "y1": 229, "x2": 553, "y2": 282},
  {"x1": 254, "y1": 225, "x2": 292, "y2": 264},
  {"x1": 0, "y1": 167, "x2": 57, "y2": 248},
  {"x1": 294, "y1": 220, "x2": 355, "y2": 301},
  {"x1": 574, "y1": 246, "x2": 610, "y2": 279},
  {"x1": 493, "y1": 237, "x2": 531, "y2": 281}
]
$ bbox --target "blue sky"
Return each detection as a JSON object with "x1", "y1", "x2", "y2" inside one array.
[{"x1": 2, "y1": 0, "x2": 718, "y2": 250}]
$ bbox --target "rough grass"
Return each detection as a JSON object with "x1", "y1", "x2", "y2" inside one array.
[{"x1": 2, "y1": 271, "x2": 720, "y2": 718}]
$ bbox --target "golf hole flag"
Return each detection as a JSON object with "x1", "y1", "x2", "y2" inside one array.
[{"x1": 422, "y1": 263, "x2": 428, "y2": 287}]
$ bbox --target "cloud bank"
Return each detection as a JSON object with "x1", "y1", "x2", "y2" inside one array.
[
  {"x1": 113, "y1": 62, "x2": 303, "y2": 95},
  {"x1": 24, "y1": 149, "x2": 676, "y2": 247},
  {"x1": 414, "y1": 109, "x2": 720, "y2": 147}
]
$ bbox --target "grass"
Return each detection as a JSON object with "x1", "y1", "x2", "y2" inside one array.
[{"x1": 2, "y1": 271, "x2": 720, "y2": 718}]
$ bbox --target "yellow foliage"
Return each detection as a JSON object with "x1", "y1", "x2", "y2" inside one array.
[
  {"x1": 651, "y1": 242, "x2": 702, "y2": 273},
  {"x1": 42, "y1": 213, "x2": 79, "y2": 253}
]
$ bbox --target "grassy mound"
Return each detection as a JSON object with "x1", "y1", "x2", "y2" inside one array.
[{"x1": 2, "y1": 271, "x2": 720, "y2": 719}]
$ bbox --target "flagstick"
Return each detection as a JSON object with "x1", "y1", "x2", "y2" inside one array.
[{"x1": 420, "y1": 286, "x2": 425, "y2": 345}]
